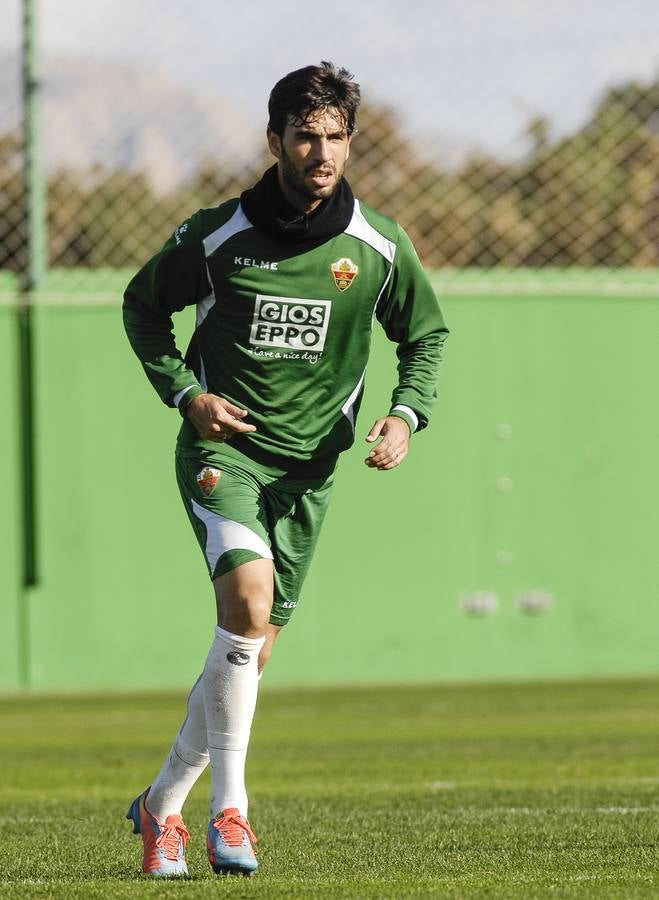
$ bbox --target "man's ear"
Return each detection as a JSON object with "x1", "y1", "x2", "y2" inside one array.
[{"x1": 267, "y1": 127, "x2": 282, "y2": 161}]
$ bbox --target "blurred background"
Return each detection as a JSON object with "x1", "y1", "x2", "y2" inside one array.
[
  {"x1": 2, "y1": 0, "x2": 659, "y2": 276},
  {"x1": 1, "y1": 0, "x2": 658, "y2": 691}
]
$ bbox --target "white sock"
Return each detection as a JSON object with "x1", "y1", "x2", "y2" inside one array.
[
  {"x1": 202, "y1": 625, "x2": 265, "y2": 819},
  {"x1": 147, "y1": 674, "x2": 210, "y2": 819}
]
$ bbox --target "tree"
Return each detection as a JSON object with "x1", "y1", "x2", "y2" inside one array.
[{"x1": 1, "y1": 77, "x2": 658, "y2": 273}]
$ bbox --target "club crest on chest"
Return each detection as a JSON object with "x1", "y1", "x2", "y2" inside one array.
[{"x1": 330, "y1": 258, "x2": 359, "y2": 292}]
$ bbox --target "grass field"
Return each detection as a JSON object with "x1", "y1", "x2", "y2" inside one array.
[{"x1": 0, "y1": 678, "x2": 657, "y2": 898}]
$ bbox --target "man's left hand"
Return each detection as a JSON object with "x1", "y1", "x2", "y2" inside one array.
[{"x1": 364, "y1": 416, "x2": 411, "y2": 471}]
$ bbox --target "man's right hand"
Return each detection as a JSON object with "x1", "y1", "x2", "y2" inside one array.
[{"x1": 185, "y1": 393, "x2": 257, "y2": 443}]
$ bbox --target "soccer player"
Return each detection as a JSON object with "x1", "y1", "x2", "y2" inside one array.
[{"x1": 122, "y1": 61, "x2": 448, "y2": 878}]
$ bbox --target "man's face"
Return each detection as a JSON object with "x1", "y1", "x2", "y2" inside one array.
[{"x1": 267, "y1": 108, "x2": 352, "y2": 212}]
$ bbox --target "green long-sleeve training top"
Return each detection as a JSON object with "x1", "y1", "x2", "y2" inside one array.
[{"x1": 123, "y1": 196, "x2": 448, "y2": 477}]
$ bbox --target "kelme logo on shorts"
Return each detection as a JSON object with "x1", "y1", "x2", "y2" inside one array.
[
  {"x1": 227, "y1": 651, "x2": 250, "y2": 666},
  {"x1": 250, "y1": 295, "x2": 331, "y2": 351},
  {"x1": 197, "y1": 466, "x2": 221, "y2": 497}
]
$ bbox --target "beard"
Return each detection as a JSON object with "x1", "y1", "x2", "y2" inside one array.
[{"x1": 279, "y1": 146, "x2": 345, "y2": 205}]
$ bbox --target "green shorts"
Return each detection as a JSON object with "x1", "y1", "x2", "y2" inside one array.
[{"x1": 175, "y1": 444, "x2": 334, "y2": 626}]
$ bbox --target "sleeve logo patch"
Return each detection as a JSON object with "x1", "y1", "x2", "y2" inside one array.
[
  {"x1": 197, "y1": 466, "x2": 222, "y2": 497},
  {"x1": 330, "y1": 258, "x2": 359, "y2": 292},
  {"x1": 173, "y1": 221, "x2": 190, "y2": 245},
  {"x1": 250, "y1": 295, "x2": 331, "y2": 351}
]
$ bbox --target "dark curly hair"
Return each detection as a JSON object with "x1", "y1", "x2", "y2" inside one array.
[{"x1": 268, "y1": 61, "x2": 361, "y2": 137}]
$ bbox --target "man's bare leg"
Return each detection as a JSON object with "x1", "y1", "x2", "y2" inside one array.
[{"x1": 259, "y1": 623, "x2": 282, "y2": 674}]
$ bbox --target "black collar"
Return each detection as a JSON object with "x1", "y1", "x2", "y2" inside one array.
[{"x1": 240, "y1": 165, "x2": 355, "y2": 245}]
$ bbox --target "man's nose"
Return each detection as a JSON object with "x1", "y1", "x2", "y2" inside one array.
[{"x1": 311, "y1": 136, "x2": 330, "y2": 160}]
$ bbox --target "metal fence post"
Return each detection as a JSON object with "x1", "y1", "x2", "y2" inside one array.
[{"x1": 18, "y1": 0, "x2": 46, "y2": 686}]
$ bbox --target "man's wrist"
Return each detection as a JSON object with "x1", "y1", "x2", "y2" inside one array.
[
  {"x1": 389, "y1": 405, "x2": 418, "y2": 436},
  {"x1": 175, "y1": 384, "x2": 205, "y2": 417}
]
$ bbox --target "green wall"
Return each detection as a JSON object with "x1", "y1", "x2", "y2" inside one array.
[{"x1": 2, "y1": 272, "x2": 658, "y2": 690}]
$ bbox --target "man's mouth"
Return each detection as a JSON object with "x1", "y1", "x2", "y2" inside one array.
[{"x1": 307, "y1": 168, "x2": 334, "y2": 185}]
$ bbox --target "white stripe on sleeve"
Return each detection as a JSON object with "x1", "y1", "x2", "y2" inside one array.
[{"x1": 391, "y1": 404, "x2": 419, "y2": 432}]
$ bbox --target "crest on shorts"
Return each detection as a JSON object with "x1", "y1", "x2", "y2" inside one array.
[
  {"x1": 330, "y1": 258, "x2": 359, "y2": 292},
  {"x1": 197, "y1": 466, "x2": 221, "y2": 497}
]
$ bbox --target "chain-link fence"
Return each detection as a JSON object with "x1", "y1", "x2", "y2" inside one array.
[{"x1": 1, "y1": 0, "x2": 658, "y2": 295}]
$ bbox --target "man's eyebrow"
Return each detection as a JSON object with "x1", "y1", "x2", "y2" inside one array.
[{"x1": 293, "y1": 127, "x2": 347, "y2": 138}]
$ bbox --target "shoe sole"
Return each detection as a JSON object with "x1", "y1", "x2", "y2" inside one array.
[{"x1": 211, "y1": 865, "x2": 257, "y2": 877}]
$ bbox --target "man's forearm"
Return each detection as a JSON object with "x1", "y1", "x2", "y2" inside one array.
[{"x1": 390, "y1": 329, "x2": 448, "y2": 430}]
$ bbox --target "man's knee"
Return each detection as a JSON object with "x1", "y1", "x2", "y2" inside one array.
[
  {"x1": 213, "y1": 558, "x2": 274, "y2": 637},
  {"x1": 218, "y1": 586, "x2": 272, "y2": 635},
  {"x1": 224, "y1": 590, "x2": 272, "y2": 634}
]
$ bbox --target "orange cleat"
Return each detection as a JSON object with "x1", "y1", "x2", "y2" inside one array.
[
  {"x1": 207, "y1": 807, "x2": 258, "y2": 876},
  {"x1": 126, "y1": 788, "x2": 190, "y2": 877}
]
